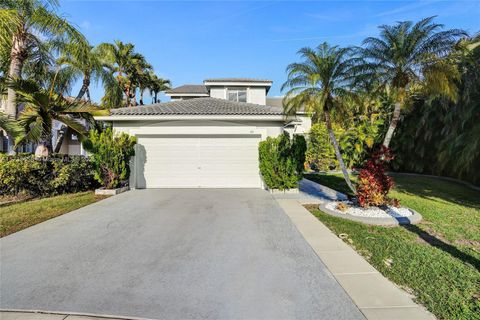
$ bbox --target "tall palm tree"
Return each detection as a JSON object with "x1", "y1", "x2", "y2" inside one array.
[
  {"x1": 282, "y1": 43, "x2": 359, "y2": 193},
  {"x1": 359, "y1": 17, "x2": 466, "y2": 147},
  {"x1": 149, "y1": 75, "x2": 171, "y2": 104},
  {"x1": 9, "y1": 78, "x2": 99, "y2": 156},
  {"x1": 95, "y1": 40, "x2": 149, "y2": 107},
  {"x1": 0, "y1": 0, "x2": 86, "y2": 119}
]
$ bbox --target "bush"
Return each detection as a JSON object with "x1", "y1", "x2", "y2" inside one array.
[
  {"x1": 0, "y1": 154, "x2": 97, "y2": 197},
  {"x1": 305, "y1": 123, "x2": 341, "y2": 171},
  {"x1": 82, "y1": 128, "x2": 137, "y2": 189},
  {"x1": 355, "y1": 146, "x2": 398, "y2": 207},
  {"x1": 259, "y1": 133, "x2": 307, "y2": 190}
]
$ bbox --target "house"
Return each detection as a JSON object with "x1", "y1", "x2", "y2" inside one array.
[
  {"x1": 0, "y1": 99, "x2": 87, "y2": 155},
  {"x1": 95, "y1": 78, "x2": 311, "y2": 189}
]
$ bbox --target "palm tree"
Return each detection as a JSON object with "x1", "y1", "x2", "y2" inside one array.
[
  {"x1": 149, "y1": 75, "x2": 171, "y2": 104},
  {"x1": 9, "y1": 78, "x2": 99, "y2": 156},
  {"x1": 358, "y1": 17, "x2": 466, "y2": 147},
  {"x1": 0, "y1": 111, "x2": 22, "y2": 143},
  {"x1": 0, "y1": 0, "x2": 86, "y2": 119},
  {"x1": 282, "y1": 43, "x2": 359, "y2": 193},
  {"x1": 95, "y1": 40, "x2": 150, "y2": 107},
  {"x1": 55, "y1": 44, "x2": 99, "y2": 101}
]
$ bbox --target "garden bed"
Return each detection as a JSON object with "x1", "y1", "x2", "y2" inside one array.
[{"x1": 320, "y1": 200, "x2": 422, "y2": 225}]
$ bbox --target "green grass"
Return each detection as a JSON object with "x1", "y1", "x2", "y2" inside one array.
[
  {"x1": 0, "y1": 192, "x2": 107, "y2": 237},
  {"x1": 304, "y1": 173, "x2": 480, "y2": 320}
]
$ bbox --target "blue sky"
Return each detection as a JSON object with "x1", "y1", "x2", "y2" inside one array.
[{"x1": 62, "y1": 0, "x2": 480, "y2": 103}]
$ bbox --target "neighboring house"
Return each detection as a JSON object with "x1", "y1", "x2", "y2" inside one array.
[
  {"x1": 0, "y1": 99, "x2": 87, "y2": 155},
  {"x1": 96, "y1": 78, "x2": 311, "y2": 189}
]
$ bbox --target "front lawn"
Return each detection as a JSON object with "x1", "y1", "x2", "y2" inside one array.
[
  {"x1": 304, "y1": 173, "x2": 480, "y2": 320},
  {"x1": 0, "y1": 192, "x2": 107, "y2": 237}
]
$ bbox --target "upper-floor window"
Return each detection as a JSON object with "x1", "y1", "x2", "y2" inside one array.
[{"x1": 227, "y1": 88, "x2": 247, "y2": 102}]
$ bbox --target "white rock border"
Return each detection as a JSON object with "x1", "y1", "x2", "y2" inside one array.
[{"x1": 319, "y1": 201, "x2": 422, "y2": 226}]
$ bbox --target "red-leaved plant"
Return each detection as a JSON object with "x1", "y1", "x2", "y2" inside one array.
[{"x1": 355, "y1": 146, "x2": 399, "y2": 208}]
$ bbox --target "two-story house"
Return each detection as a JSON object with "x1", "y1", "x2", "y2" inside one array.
[{"x1": 95, "y1": 78, "x2": 311, "y2": 189}]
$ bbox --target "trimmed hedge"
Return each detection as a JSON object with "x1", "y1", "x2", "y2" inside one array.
[
  {"x1": 0, "y1": 154, "x2": 97, "y2": 197},
  {"x1": 259, "y1": 133, "x2": 306, "y2": 190}
]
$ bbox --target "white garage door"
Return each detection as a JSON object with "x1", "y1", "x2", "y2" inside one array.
[{"x1": 137, "y1": 135, "x2": 262, "y2": 188}]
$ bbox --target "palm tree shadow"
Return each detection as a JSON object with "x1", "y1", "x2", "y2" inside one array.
[{"x1": 402, "y1": 224, "x2": 480, "y2": 271}]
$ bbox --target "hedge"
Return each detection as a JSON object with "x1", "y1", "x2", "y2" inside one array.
[
  {"x1": 259, "y1": 133, "x2": 306, "y2": 190},
  {"x1": 0, "y1": 154, "x2": 97, "y2": 197}
]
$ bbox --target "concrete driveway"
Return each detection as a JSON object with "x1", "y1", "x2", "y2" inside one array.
[{"x1": 1, "y1": 189, "x2": 364, "y2": 320}]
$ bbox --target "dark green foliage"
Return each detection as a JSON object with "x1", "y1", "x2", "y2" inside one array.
[
  {"x1": 291, "y1": 134, "x2": 307, "y2": 173},
  {"x1": 0, "y1": 154, "x2": 97, "y2": 196},
  {"x1": 259, "y1": 133, "x2": 306, "y2": 190},
  {"x1": 391, "y1": 39, "x2": 480, "y2": 185},
  {"x1": 82, "y1": 128, "x2": 137, "y2": 189}
]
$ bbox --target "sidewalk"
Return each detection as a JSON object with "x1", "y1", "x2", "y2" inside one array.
[{"x1": 276, "y1": 198, "x2": 435, "y2": 320}]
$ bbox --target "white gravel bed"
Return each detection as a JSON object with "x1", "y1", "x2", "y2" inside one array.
[{"x1": 325, "y1": 201, "x2": 414, "y2": 218}]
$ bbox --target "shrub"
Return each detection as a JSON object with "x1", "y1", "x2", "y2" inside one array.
[
  {"x1": 355, "y1": 146, "x2": 398, "y2": 207},
  {"x1": 259, "y1": 133, "x2": 307, "y2": 190},
  {"x1": 82, "y1": 128, "x2": 137, "y2": 189},
  {"x1": 305, "y1": 123, "x2": 341, "y2": 171},
  {"x1": 0, "y1": 154, "x2": 97, "y2": 197}
]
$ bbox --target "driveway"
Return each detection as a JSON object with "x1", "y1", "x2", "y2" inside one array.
[{"x1": 1, "y1": 189, "x2": 364, "y2": 320}]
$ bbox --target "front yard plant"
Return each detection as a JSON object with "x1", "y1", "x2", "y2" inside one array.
[
  {"x1": 0, "y1": 154, "x2": 97, "y2": 197},
  {"x1": 259, "y1": 133, "x2": 306, "y2": 190},
  {"x1": 82, "y1": 128, "x2": 137, "y2": 189},
  {"x1": 355, "y1": 146, "x2": 399, "y2": 207}
]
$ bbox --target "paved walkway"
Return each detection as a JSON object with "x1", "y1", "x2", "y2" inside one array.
[
  {"x1": 1, "y1": 189, "x2": 363, "y2": 320},
  {"x1": 276, "y1": 199, "x2": 434, "y2": 320},
  {"x1": 271, "y1": 178, "x2": 347, "y2": 203}
]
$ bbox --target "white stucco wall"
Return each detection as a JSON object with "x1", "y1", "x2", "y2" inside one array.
[
  {"x1": 209, "y1": 87, "x2": 226, "y2": 99},
  {"x1": 247, "y1": 87, "x2": 266, "y2": 105}
]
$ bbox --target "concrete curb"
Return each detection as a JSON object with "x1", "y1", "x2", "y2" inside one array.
[
  {"x1": 276, "y1": 199, "x2": 435, "y2": 320},
  {"x1": 0, "y1": 310, "x2": 153, "y2": 320},
  {"x1": 95, "y1": 186, "x2": 130, "y2": 196},
  {"x1": 318, "y1": 202, "x2": 423, "y2": 226}
]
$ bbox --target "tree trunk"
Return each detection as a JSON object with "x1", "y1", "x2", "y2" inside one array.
[
  {"x1": 86, "y1": 88, "x2": 91, "y2": 102},
  {"x1": 76, "y1": 73, "x2": 90, "y2": 101},
  {"x1": 382, "y1": 102, "x2": 401, "y2": 148},
  {"x1": 125, "y1": 85, "x2": 130, "y2": 107},
  {"x1": 6, "y1": 33, "x2": 27, "y2": 119},
  {"x1": 325, "y1": 111, "x2": 356, "y2": 194},
  {"x1": 154, "y1": 92, "x2": 158, "y2": 104},
  {"x1": 139, "y1": 89, "x2": 144, "y2": 105}
]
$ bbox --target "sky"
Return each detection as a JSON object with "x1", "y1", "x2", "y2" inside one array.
[{"x1": 61, "y1": 0, "x2": 480, "y2": 103}]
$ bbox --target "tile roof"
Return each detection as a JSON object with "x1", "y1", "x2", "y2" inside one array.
[
  {"x1": 165, "y1": 84, "x2": 208, "y2": 94},
  {"x1": 110, "y1": 98, "x2": 284, "y2": 116},
  {"x1": 203, "y1": 78, "x2": 272, "y2": 83}
]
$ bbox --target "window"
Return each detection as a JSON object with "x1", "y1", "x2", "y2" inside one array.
[{"x1": 227, "y1": 88, "x2": 247, "y2": 102}]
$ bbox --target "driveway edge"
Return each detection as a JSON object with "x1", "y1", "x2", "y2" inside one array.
[
  {"x1": 276, "y1": 199, "x2": 435, "y2": 320},
  {"x1": 0, "y1": 310, "x2": 153, "y2": 320}
]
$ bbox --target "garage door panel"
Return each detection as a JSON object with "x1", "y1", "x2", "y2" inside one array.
[{"x1": 137, "y1": 135, "x2": 262, "y2": 188}]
